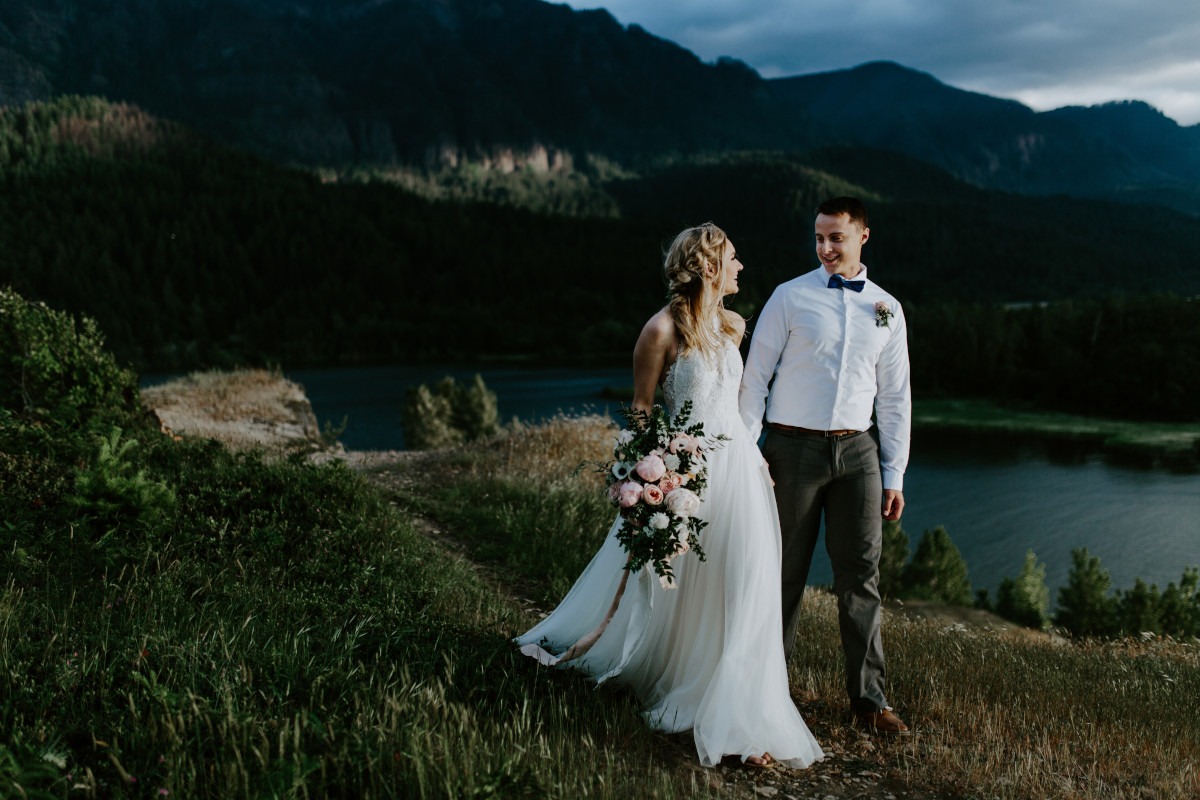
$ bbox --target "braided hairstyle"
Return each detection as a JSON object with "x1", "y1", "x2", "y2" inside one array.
[{"x1": 663, "y1": 222, "x2": 742, "y2": 360}]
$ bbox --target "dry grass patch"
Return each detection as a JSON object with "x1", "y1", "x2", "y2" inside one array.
[
  {"x1": 404, "y1": 414, "x2": 1200, "y2": 800},
  {"x1": 142, "y1": 368, "x2": 321, "y2": 451}
]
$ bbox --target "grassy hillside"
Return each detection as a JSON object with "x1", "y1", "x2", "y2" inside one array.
[{"x1": 3, "y1": 292, "x2": 1198, "y2": 798}]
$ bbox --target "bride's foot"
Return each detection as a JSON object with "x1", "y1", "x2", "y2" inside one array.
[{"x1": 744, "y1": 752, "x2": 774, "y2": 768}]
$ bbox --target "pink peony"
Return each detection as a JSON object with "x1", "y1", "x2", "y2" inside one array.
[
  {"x1": 618, "y1": 481, "x2": 643, "y2": 508},
  {"x1": 608, "y1": 480, "x2": 625, "y2": 504},
  {"x1": 642, "y1": 483, "x2": 665, "y2": 505},
  {"x1": 634, "y1": 454, "x2": 667, "y2": 482},
  {"x1": 667, "y1": 434, "x2": 694, "y2": 454},
  {"x1": 658, "y1": 473, "x2": 683, "y2": 494}
]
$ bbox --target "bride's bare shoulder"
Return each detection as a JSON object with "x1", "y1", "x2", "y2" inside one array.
[
  {"x1": 729, "y1": 313, "x2": 747, "y2": 340},
  {"x1": 639, "y1": 307, "x2": 676, "y2": 342},
  {"x1": 634, "y1": 308, "x2": 679, "y2": 371}
]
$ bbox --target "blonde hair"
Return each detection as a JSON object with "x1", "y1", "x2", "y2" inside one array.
[{"x1": 663, "y1": 222, "x2": 742, "y2": 359}]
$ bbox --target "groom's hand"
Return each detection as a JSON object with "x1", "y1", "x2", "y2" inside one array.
[{"x1": 882, "y1": 489, "x2": 905, "y2": 521}]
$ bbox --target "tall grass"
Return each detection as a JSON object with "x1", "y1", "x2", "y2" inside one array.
[
  {"x1": 402, "y1": 415, "x2": 1200, "y2": 800},
  {"x1": 8, "y1": 358, "x2": 1198, "y2": 799},
  {"x1": 3, "y1": 405, "x2": 723, "y2": 798},
  {"x1": 394, "y1": 414, "x2": 618, "y2": 604}
]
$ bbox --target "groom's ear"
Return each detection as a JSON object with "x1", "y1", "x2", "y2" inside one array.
[{"x1": 860, "y1": 227, "x2": 870, "y2": 245}]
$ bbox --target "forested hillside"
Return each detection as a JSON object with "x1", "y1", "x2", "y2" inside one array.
[
  {"x1": 3, "y1": 97, "x2": 1199, "y2": 420},
  {"x1": 2, "y1": 1, "x2": 1198, "y2": 214},
  {"x1": 769, "y1": 62, "x2": 1200, "y2": 214}
]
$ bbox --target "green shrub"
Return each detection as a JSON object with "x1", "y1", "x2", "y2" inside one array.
[
  {"x1": 65, "y1": 426, "x2": 177, "y2": 569},
  {"x1": 0, "y1": 287, "x2": 139, "y2": 426},
  {"x1": 401, "y1": 374, "x2": 501, "y2": 449},
  {"x1": 995, "y1": 549, "x2": 1051, "y2": 630},
  {"x1": 901, "y1": 525, "x2": 973, "y2": 605}
]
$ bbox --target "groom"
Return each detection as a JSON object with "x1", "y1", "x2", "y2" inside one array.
[{"x1": 739, "y1": 196, "x2": 912, "y2": 735}]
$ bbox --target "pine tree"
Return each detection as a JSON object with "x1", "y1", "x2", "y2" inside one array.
[
  {"x1": 877, "y1": 519, "x2": 910, "y2": 599},
  {"x1": 995, "y1": 549, "x2": 1051, "y2": 630},
  {"x1": 1158, "y1": 568, "x2": 1198, "y2": 638},
  {"x1": 1055, "y1": 548, "x2": 1119, "y2": 637},
  {"x1": 1118, "y1": 579, "x2": 1163, "y2": 636},
  {"x1": 901, "y1": 526, "x2": 972, "y2": 606}
]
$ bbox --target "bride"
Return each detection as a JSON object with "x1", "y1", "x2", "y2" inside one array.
[{"x1": 516, "y1": 223, "x2": 823, "y2": 769}]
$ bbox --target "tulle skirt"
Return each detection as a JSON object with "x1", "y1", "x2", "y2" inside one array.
[{"x1": 515, "y1": 411, "x2": 823, "y2": 768}]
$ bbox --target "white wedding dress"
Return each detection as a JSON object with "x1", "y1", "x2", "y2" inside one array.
[{"x1": 516, "y1": 336, "x2": 824, "y2": 768}]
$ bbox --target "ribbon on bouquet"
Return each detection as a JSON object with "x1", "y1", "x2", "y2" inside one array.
[{"x1": 518, "y1": 559, "x2": 633, "y2": 666}]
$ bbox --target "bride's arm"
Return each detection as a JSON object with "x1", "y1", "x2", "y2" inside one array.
[{"x1": 631, "y1": 309, "x2": 676, "y2": 414}]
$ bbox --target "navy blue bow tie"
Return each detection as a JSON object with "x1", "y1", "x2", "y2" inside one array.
[{"x1": 827, "y1": 274, "x2": 865, "y2": 292}]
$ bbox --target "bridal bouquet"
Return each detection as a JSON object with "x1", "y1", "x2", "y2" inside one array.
[{"x1": 593, "y1": 401, "x2": 725, "y2": 589}]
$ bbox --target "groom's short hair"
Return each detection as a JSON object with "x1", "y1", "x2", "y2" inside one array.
[{"x1": 816, "y1": 197, "x2": 868, "y2": 229}]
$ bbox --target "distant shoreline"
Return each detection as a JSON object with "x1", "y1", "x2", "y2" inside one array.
[
  {"x1": 912, "y1": 398, "x2": 1199, "y2": 465},
  {"x1": 600, "y1": 386, "x2": 1200, "y2": 465}
]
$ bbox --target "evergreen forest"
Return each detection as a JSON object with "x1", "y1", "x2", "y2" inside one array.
[{"x1": 3, "y1": 96, "x2": 1199, "y2": 421}]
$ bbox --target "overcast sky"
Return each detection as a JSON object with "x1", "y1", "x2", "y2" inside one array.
[{"x1": 560, "y1": 0, "x2": 1200, "y2": 126}]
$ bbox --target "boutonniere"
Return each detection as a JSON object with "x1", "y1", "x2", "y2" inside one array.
[{"x1": 874, "y1": 301, "x2": 893, "y2": 328}]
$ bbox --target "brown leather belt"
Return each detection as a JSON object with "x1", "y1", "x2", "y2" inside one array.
[{"x1": 767, "y1": 422, "x2": 860, "y2": 437}]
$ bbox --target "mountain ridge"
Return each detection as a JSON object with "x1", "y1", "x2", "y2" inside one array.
[{"x1": 1, "y1": 1, "x2": 1198, "y2": 213}]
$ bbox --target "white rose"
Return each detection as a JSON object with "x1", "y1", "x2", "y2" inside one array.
[
  {"x1": 648, "y1": 512, "x2": 670, "y2": 530},
  {"x1": 665, "y1": 488, "x2": 701, "y2": 518},
  {"x1": 662, "y1": 453, "x2": 681, "y2": 471}
]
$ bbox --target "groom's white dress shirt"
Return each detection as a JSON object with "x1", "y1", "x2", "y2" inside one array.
[{"x1": 739, "y1": 265, "x2": 912, "y2": 491}]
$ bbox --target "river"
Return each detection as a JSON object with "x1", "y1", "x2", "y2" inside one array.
[{"x1": 291, "y1": 365, "x2": 1200, "y2": 602}]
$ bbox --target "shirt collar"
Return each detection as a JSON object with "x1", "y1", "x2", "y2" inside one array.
[{"x1": 812, "y1": 264, "x2": 869, "y2": 284}]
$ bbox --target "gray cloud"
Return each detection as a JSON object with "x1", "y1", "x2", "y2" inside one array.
[{"x1": 563, "y1": 0, "x2": 1200, "y2": 125}]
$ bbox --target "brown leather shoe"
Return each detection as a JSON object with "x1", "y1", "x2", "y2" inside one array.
[{"x1": 855, "y1": 707, "x2": 911, "y2": 736}]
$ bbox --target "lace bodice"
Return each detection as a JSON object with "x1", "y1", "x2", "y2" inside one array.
[{"x1": 662, "y1": 338, "x2": 743, "y2": 425}]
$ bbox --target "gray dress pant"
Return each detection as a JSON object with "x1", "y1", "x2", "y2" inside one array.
[{"x1": 762, "y1": 426, "x2": 888, "y2": 714}]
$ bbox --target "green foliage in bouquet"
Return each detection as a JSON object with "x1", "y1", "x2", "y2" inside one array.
[
  {"x1": 401, "y1": 374, "x2": 502, "y2": 450},
  {"x1": 593, "y1": 401, "x2": 727, "y2": 587}
]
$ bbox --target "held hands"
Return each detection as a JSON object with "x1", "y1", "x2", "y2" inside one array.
[{"x1": 882, "y1": 489, "x2": 905, "y2": 521}]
